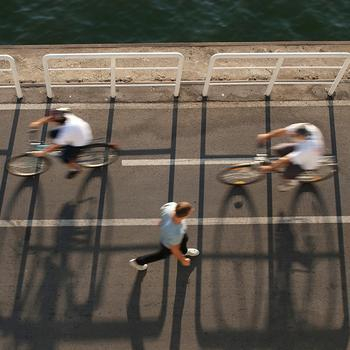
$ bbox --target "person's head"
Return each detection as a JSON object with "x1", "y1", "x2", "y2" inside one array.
[
  {"x1": 49, "y1": 108, "x2": 69, "y2": 125},
  {"x1": 175, "y1": 202, "x2": 193, "y2": 219},
  {"x1": 294, "y1": 126, "x2": 310, "y2": 141}
]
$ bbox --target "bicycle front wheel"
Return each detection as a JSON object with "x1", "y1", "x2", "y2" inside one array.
[
  {"x1": 7, "y1": 154, "x2": 51, "y2": 176},
  {"x1": 217, "y1": 163, "x2": 264, "y2": 185},
  {"x1": 77, "y1": 143, "x2": 119, "y2": 168}
]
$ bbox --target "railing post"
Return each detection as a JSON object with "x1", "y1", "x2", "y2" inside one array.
[
  {"x1": 110, "y1": 57, "x2": 116, "y2": 98},
  {"x1": 7, "y1": 56, "x2": 23, "y2": 99},
  {"x1": 202, "y1": 55, "x2": 217, "y2": 97},
  {"x1": 328, "y1": 56, "x2": 350, "y2": 96},
  {"x1": 174, "y1": 53, "x2": 184, "y2": 97},
  {"x1": 42, "y1": 56, "x2": 53, "y2": 98},
  {"x1": 265, "y1": 57, "x2": 284, "y2": 97}
]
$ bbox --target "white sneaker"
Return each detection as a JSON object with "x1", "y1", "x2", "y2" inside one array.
[
  {"x1": 185, "y1": 248, "x2": 200, "y2": 257},
  {"x1": 129, "y1": 259, "x2": 148, "y2": 271},
  {"x1": 278, "y1": 179, "x2": 299, "y2": 192}
]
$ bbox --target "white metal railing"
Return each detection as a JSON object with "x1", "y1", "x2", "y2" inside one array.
[
  {"x1": 0, "y1": 55, "x2": 23, "y2": 98},
  {"x1": 42, "y1": 52, "x2": 184, "y2": 98},
  {"x1": 202, "y1": 52, "x2": 350, "y2": 97}
]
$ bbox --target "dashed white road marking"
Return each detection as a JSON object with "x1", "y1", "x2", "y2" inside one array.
[{"x1": 0, "y1": 216, "x2": 348, "y2": 228}]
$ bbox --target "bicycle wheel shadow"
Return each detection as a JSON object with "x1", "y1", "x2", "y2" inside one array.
[
  {"x1": 5, "y1": 167, "x2": 116, "y2": 349},
  {"x1": 269, "y1": 183, "x2": 349, "y2": 349},
  {"x1": 0, "y1": 176, "x2": 48, "y2": 348},
  {"x1": 215, "y1": 185, "x2": 265, "y2": 330},
  {"x1": 195, "y1": 185, "x2": 266, "y2": 349},
  {"x1": 56, "y1": 167, "x2": 113, "y2": 320},
  {"x1": 0, "y1": 176, "x2": 45, "y2": 297}
]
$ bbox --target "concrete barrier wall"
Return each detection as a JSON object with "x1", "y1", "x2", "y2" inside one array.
[{"x1": 1, "y1": 42, "x2": 350, "y2": 103}]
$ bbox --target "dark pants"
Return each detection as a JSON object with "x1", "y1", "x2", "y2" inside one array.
[
  {"x1": 272, "y1": 143, "x2": 305, "y2": 179},
  {"x1": 136, "y1": 234, "x2": 188, "y2": 265},
  {"x1": 61, "y1": 145, "x2": 82, "y2": 164}
]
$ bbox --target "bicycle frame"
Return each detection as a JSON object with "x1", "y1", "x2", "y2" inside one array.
[{"x1": 252, "y1": 151, "x2": 337, "y2": 172}]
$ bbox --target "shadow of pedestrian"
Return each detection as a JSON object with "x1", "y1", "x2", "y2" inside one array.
[
  {"x1": 126, "y1": 271, "x2": 147, "y2": 350},
  {"x1": 127, "y1": 259, "x2": 170, "y2": 350},
  {"x1": 170, "y1": 258, "x2": 198, "y2": 350}
]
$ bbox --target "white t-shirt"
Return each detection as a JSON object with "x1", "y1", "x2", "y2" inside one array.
[
  {"x1": 285, "y1": 123, "x2": 325, "y2": 170},
  {"x1": 54, "y1": 113, "x2": 92, "y2": 147},
  {"x1": 159, "y1": 202, "x2": 187, "y2": 248}
]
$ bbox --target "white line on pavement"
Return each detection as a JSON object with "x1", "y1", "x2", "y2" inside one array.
[
  {"x1": 122, "y1": 158, "x2": 250, "y2": 166},
  {"x1": 0, "y1": 216, "x2": 348, "y2": 228}
]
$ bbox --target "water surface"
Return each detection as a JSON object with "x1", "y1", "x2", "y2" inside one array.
[{"x1": 1, "y1": 0, "x2": 350, "y2": 44}]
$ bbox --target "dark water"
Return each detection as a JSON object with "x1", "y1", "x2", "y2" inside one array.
[{"x1": 1, "y1": 0, "x2": 350, "y2": 45}]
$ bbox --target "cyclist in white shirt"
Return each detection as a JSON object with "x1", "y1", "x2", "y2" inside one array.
[
  {"x1": 30, "y1": 108, "x2": 93, "y2": 179},
  {"x1": 257, "y1": 123, "x2": 325, "y2": 191}
]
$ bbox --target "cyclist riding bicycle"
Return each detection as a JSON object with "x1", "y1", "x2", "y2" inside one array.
[
  {"x1": 30, "y1": 108, "x2": 93, "y2": 179},
  {"x1": 257, "y1": 122, "x2": 325, "y2": 191}
]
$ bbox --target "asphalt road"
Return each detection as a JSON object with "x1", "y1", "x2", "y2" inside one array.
[{"x1": 0, "y1": 99, "x2": 349, "y2": 349}]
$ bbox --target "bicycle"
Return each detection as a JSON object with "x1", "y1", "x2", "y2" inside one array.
[
  {"x1": 7, "y1": 129, "x2": 119, "y2": 176},
  {"x1": 217, "y1": 151, "x2": 337, "y2": 186}
]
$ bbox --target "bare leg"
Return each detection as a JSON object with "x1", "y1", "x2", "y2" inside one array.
[{"x1": 67, "y1": 161, "x2": 81, "y2": 171}]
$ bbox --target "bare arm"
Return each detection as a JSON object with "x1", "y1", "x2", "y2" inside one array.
[
  {"x1": 260, "y1": 156, "x2": 290, "y2": 173},
  {"x1": 170, "y1": 244, "x2": 190, "y2": 266},
  {"x1": 257, "y1": 128, "x2": 288, "y2": 144},
  {"x1": 30, "y1": 116, "x2": 54, "y2": 129}
]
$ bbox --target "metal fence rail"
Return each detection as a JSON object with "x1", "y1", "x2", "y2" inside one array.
[
  {"x1": 0, "y1": 55, "x2": 23, "y2": 99},
  {"x1": 202, "y1": 52, "x2": 350, "y2": 98},
  {"x1": 42, "y1": 52, "x2": 184, "y2": 98}
]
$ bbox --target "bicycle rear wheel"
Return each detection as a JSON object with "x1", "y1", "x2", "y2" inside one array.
[
  {"x1": 296, "y1": 163, "x2": 336, "y2": 183},
  {"x1": 217, "y1": 163, "x2": 264, "y2": 185},
  {"x1": 7, "y1": 154, "x2": 51, "y2": 176},
  {"x1": 77, "y1": 143, "x2": 119, "y2": 168}
]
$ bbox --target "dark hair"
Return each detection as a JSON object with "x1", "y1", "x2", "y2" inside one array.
[
  {"x1": 295, "y1": 126, "x2": 310, "y2": 138},
  {"x1": 175, "y1": 202, "x2": 192, "y2": 218}
]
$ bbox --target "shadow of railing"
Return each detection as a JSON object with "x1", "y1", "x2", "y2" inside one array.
[
  {"x1": 126, "y1": 97, "x2": 179, "y2": 349},
  {"x1": 0, "y1": 99, "x2": 21, "y2": 217},
  {"x1": 0, "y1": 97, "x2": 184, "y2": 349},
  {"x1": 193, "y1": 98, "x2": 349, "y2": 350}
]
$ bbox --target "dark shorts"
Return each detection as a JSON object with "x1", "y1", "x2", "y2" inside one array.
[
  {"x1": 283, "y1": 163, "x2": 304, "y2": 179},
  {"x1": 61, "y1": 145, "x2": 82, "y2": 163},
  {"x1": 272, "y1": 143, "x2": 305, "y2": 179}
]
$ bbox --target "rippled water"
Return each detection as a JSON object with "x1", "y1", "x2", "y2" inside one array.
[{"x1": 1, "y1": 0, "x2": 350, "y2": 44}]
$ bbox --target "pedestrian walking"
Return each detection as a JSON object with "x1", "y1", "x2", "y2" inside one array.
[{"x1": 129, "y1": 201, "x2": 200, "y2": 271}]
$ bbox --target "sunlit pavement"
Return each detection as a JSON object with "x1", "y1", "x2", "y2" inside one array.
[{"x1": 0, "y1": 99, "x2": 350, "y2": 349}]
